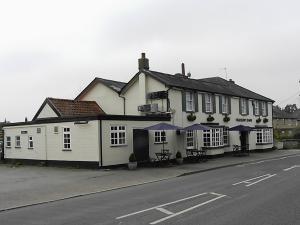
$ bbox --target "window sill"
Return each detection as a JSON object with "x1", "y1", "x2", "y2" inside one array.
[
  {"x1": 256, "y1": 143, "x2": 273, "y2": 145},
  {"x1": 154, "y1": 142, "x2": 168, "y2": 145},
  {"x1": 203, "y1": 146, "x2": 227, "y2": 150},
  {"x1": 110, "y1": 144, "x2": 127, "y2": 147},
  {"x1": 5, "y1": 147, "x2": 11, "y2": 149},
  {"x1": 15, "y1": 147, "x2": 21, "y2": 149},
  {"x1": 62, "y1": 149, "x2": 72, "y2": 151},
  {"x1": 28, "y1": 148, "x2": 34, "y2": 150}
]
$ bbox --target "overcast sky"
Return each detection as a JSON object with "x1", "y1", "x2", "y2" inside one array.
[{"x1": 1, "y1": 0, "x2": 300, "y2": 122}]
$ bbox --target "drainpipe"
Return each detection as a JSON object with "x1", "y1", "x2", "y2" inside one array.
[{"x1": 99, "y1": 120, "x2": 103, "y2": 167}]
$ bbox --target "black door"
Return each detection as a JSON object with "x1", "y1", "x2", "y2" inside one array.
[
  {"x1": 240, "y1": 131, "x2": 248, "y2": 151},
  {"x1": 133, "y1": 129, "x2": 149, "y2": 163}
]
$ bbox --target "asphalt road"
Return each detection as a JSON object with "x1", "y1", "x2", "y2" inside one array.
[{"x1": 0, "y1": 154, "x2": 299, "y2": 225}]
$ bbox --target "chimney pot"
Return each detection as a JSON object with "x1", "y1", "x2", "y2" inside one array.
[
  {"x1": 181, "y1": 63, "x2": 185, "y2": 76},
  {"x1": 138, "y1": 53, "x2": 149, "y2": 70}
]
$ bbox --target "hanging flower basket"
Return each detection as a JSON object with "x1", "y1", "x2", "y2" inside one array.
[
  {"x1": 207, "y1": 115, "x2": 215, "y2": 122},
  {"x1": 223, "y1": 115, "x2": 230, "y2": 122},
  {"x1": 263, "y1": 118, "x2": 268, "y2": 123},
  {"x1": 256, "y1": 117, "x2": 262, "y2": 123},
  {"x1": 187, "y1": 113, "x2": 196, "y2": 121}
]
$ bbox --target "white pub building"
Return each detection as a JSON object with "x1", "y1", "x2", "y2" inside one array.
[{"x1": 3, "y1": 53, "x2": 274, "y2": 167}]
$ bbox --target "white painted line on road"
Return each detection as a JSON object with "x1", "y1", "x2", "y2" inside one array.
[
  {"x1": 150, "y1": 193, "x2": 227, "y2": 225},
  {"x1": 283, "y1": 165, "x2": 300, "y2": 171},
  {"x1": 116, "y1": 192, "x2": 208, "y2": 219},
  {"x1": 233, "y1": 174, "x2": 277, "y2": 187},
  {"x1": 156, "y1": 207, "x2": 174, "y2": 215},
  {"x1": 236, "y1": 154, "x2": 300, "y2": 167}
]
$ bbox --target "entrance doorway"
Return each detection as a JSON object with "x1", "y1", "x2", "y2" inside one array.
[
  {"x1": 133, "y1": 129, "x2": 149, "y2": 163},
  {"x1": 240, "y1": 131, "x2": 249, "y2": 152}
]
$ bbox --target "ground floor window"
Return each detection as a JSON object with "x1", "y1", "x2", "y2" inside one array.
[
  {"x1": 186, "y1": 130, "x2": 195, "y2": 149},
  {"x1": 110, "y1": 125, "x2": 126, "y2": 146},
  {"x1": 256, "y1": 128, "x2": 273, "y2": 144},
  {"x1": 203, "y1": 127, "x2": 228, "y2": 147},
  {"x1": 28, "y1": 136, "x2": 34, "y2": 149},
  {"x1": 154, "y1": 131, "x2": 166, "y2": 144},
  {"x1": 15, "y1": 136, "x2": 21, "y2": 148},
  {"x1": 63, "y1": 127, "x2": 71, "y2": 149},
  {"x1": 6, "y1": 136, "x2": 11, "y2": 148}
]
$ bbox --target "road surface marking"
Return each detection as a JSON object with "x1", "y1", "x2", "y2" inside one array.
[
  {"x1": 233, "y1": 174, "x2": 277, "y2": 187},
  {"x1": 156, "y1": 207, "x2": 174, "y2": 215},
  {"x1": 283, "y1": 165, "x2": 300, "y2": 171},
  {"x1": 236, "y1": 154, "x2": 300, "y2": 167},
  {"x1": 116, "y1": 192, "x2": 226, "y2": 224},
  {"x1": 150, "y1": 194, "x2": 226, "y2": 224},
  {"x1": 116, "y1": 192, "x2": 208, "y2": 219}
]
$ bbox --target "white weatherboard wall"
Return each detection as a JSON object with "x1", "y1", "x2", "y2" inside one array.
[
  {"x1": 4, "y1": 120, "x2": 100, "y2": 163},
  {"x1": 37, "y1": 103, "x2": 58, "y2": 119},
  {"x1": 80, "y1": 82, "x2": 124, "y2": 115}
]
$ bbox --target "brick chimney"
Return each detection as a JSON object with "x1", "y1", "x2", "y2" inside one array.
[{"x1": 138, "y1": 53, "x2": 149, "y2": 70}]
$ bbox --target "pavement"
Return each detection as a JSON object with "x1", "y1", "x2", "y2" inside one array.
[{"x1": 0, "y1": 149, "x2": 299, "y2": 212}]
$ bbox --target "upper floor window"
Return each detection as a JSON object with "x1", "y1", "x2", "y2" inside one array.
[
  {"x1": 241, "y1": 98, "x2": 247, "y2": 115},
  {"x1": 186, "y1": 92, "x2": 195, "y2": 112},
  {"x1": 253, "y1": 100, "x2": 259, "y2": 116},
  {"x1": 262, "y1": 102, "x2": 267, "y2": 116},
  {"x1": 221, "y1": 96, "x2": 228, "y2": 114},
  {"x1": 15, "y1": 136, "x2": 21, "y2": 148},
  {"x1": 110, "y1": 125, "x2": 126, "y2": 146},
  {"x1": 6, "y1": 136, "x2": 11, "y2": 148},
  {"x1": 154, "y1": 131, "x2": 166, "y2": 144},
  {"x1": 63, "y1": 127, "x2": 71, "y2": 150},
  {"x1": 205, "y1": 94, "x2": 213, "y2": 113}
]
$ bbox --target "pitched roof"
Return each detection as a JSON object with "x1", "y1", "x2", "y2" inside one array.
[
  {"x1": 140, "y1": 70, "x2": 274, "y2": 102},
  {"x1": 75, "y1": 77, "x2": 126, "y2": 100},
  {"x1": 33, "y1": 98, "x2": 105, "y2": 120}
]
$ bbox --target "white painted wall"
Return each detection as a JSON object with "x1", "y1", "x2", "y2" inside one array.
[
  {"x1": 36, "y1": 103, "x2": 58, "y2": 119},
  {"x1": 80, "y1": 82, "x2": 124, "y2": 115},
  {"x1": 4, "y1": 121, "x2": 100, "y2": 162}
]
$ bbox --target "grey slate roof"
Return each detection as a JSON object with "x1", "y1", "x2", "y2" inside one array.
[
  {"x1": 143, "y1": 70, "x2": 274, "y2": 102},
  {"x1": 95, "y1": 77, "x2": 126, "y2": 92},
  {"x1": 75, "y1": 77, "x2": 126, "y2": 100}
]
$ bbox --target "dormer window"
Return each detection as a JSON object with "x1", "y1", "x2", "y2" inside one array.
[{"x1": 186, "y1": 92, "x2": 195, "y2": 112}]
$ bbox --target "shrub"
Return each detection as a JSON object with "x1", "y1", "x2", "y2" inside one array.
[
  {"x1": 129, "y1": 153, "x2": 136, "y2": 162},
  {"x1": 263, "y1": 118, "x2": 268, "y2": 123},
  {"x1": 176, "y1": 151, "x2": 182, "y2": 158},
  {"x1": 207, "y1": 115, "x2": 215, "y2": 122},
  {"x1": 256, "y1": 117, "x2": 261, "y2": 123},
  {"x1": 187, "y1": 113, "x2": 196, "y2": 121},
  {"x1": 223, "y1": 116, "x2": 230, "y2": 122}
]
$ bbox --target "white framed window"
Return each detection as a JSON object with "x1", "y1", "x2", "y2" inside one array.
[
  {"x1": 256, "y1": 128, "x2": 273, "y2": 144},
  {"x1": 63, "y1": 127, "x2": 71, "y2": 150},
  {"x1": 154, "y1": 131, "x2": 166, "y2": 144},
  {"x1": 262, "y1": 102, "x2": 267, "y2": 116},
  {"x1": 203, "y1": 127, "x2": 227, "y2": 147},
  {"x1": 6, "y1": 136, "x2": 11, "y2": 148},
  {"x1": 223, "y1": 127, "x2": 229, "y2": 145},
  {"x1": 186, "y1": 92, "x2": 195, "y2": 112},
  {"x1": 221, "y1": 96, "x2": 228, "y2": 114},
  {"x1": 28, "y1": 136, "x2": 34, "y2": 149},
  {"x1": 205, "y1": 94, "x2": 212, "y2": 113},
  {"x1": 254, "y1": 100, "x2": 259, "y2": 115},
  {"x1": 110, "y1": 125, "x2": 126, "y2": 146},
  {"x1": 186, "y1": 130, "x2": 195, "y2": 149},
  {"x1": 241, "y1": 98, "x2": 247, "y2": 115},
  {"x1": 15, "y1": 136, "x2": 21, "y2": 148}
]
